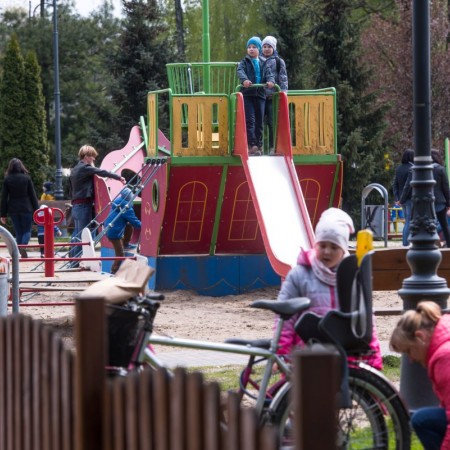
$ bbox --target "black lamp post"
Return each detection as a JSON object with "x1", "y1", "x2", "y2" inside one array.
[
  {"x1": 398, "y1": 0, "x2": 449, "y2": 410},
  {"x1": 30, "y1": 0, "x2": 63, "y2": 200},
  {"x1": 52, "y1": 0, "x2": 63, "y2": 200}
]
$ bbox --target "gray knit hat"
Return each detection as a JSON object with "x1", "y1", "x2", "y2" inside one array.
[
  {"x1": 262, "y1": 36, "x2": 277, "y2": 51},
  {"x1": 315, "y1": 208, "x2": 354, "y2": 252}
]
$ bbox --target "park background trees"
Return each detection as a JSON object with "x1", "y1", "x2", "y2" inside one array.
[
  {"x1": 0, "y1": 33, "x2": 48, "y2": 189},
  {"x1": 0, "y1": 0, "x2": 450, "y2": 223}
]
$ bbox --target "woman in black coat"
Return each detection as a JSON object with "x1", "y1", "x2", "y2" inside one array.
[
  {"x1": 401, "y1": 149, "x2": 450, "y2": 247},
  {"x1": 0, "y1": 158, "x2": 39, "y2": 258}
]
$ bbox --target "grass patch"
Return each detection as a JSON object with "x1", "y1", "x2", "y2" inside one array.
[
  {"x1": 190, "y1": 364, "x2": 242, "y2": 391},
  {"x1": 382, "y1": 354, "x2": 401, "y2": 382}
]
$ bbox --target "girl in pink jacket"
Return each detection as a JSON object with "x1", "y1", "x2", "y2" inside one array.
[
  {"x1": 391, "y1": 301, "x2": 450, "y2": 450},
  {"x1": 276, "y1": 208, "x2": 383, "y2": 370}
]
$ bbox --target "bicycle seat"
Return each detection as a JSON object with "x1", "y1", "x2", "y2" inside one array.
[
  {"x1": 251, "y1": 297, "x2": 311, "y2": 320},
  {"x1": 224, "y1": 338, "x2": 271, "y2": 349}
]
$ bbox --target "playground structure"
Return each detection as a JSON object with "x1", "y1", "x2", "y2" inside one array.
[{"x1": 95, "y1": 63, "x2": 343, "y2": 296}]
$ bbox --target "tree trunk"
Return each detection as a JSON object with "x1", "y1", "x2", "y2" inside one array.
[{"x1": 174, "y1": 0, "x2": 185, "y2": 60}]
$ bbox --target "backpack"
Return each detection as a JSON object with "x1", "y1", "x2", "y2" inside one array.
[{"x1": 275, "y1": 56, "x2": 281, "y2": 74}]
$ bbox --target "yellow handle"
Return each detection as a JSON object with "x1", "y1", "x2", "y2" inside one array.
[{"x1": 356, "y1": 230, "x2": 374, "y2": 266}]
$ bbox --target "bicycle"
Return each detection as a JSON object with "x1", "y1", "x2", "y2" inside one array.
[{"x1": 105, "y1": 253, "x2": 411, "y2": 449}]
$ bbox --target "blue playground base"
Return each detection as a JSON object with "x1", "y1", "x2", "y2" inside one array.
[{"x1": 101, "y1": 247, "x2": 281, "y2": 296}]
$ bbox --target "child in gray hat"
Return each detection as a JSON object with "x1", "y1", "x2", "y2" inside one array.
[{"x1": 261, "y1": 36, "x2": 288, "y2": 154}]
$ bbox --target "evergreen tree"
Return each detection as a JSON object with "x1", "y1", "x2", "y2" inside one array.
[
  {"x1": 23, "y1": 50, "x2": 49, "y2": 189},
  {"x1": 263, "y1": 0, "x2": 309, "y2": 89},
  {"x1": 0, "y1": 34, "x2": 26, "y2": 181},
  {"x1": 109, "y1": 0, "x2": 176, "y2": 143},
  {"x1": 0, "y1": 6, "x2": 123, "y2": 168},
  {"x1": 310, "y1": 0, "x2": 390, "y2": 227}
]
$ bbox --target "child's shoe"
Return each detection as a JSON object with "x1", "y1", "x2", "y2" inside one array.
[{"x1": 248, "y1": 145, "x2": 261, "y2": 156}]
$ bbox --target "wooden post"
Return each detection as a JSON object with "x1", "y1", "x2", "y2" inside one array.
[
  {"x1": 292, "y1": 345, "x2": 340, "y2": 450},
  {"x1": 75, "y1": 296, "x2": 106, "y2": 450}
]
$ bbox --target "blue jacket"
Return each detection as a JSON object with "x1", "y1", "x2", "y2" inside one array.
[
  {"x1": 105, "y1": 196, "x2": 141, "y2": 240},
  {"x1": 237, "y1": 55, "x2": 274, "y2": 99}
]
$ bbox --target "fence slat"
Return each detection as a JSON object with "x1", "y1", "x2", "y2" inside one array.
[
  {"x1": 32, "y1": 320, "x2": 42, "y2": 450},
  {"x1": 186, "y1": 371, "x2": 204, "y2": 450},
  {"x1": 138, "y1": 370, "x2": 154, "y2": 450},
  {"x1": 0, "y1": 319, "x2": 5, "y2": 450},
  {"x1": 170, "y1": 368, "x2": 187, "y2": 450},
  {"x1": 259, "y1": 426, "x2": 278, "y2": 450},
  {"x1": 5, "y1": 319, "x2": 13, "y2": 450},
  {"x1": 153, "y1": 368, "x2": 170, "y2": 450},
  {"x1": 13, "y1": 316, "x2": 23, "y2": 450},
  {"x1": 60, "y1": 350, "x2": 75, "y2": 450},
  {"x1": 125, "y1": 373, "x2": 139, "y2": 450},
  {"x1": 293, "y1": 347, "x2": 339, "y2": 450},
  {"x1": 226, "y1": 392, "x2": 241, "y2": 450},
  {"x1": 51, "y1": 334, "x2": 62, "y2": 450},
  {"x1": 21, "y1": 316, "x2": 32, "y2": 450},
  {"x1": 240, "y1": 408, "x2": 258, "y2": 450},
  {"x1": 112, "y1": 378, "x2": 126, "y2": 450},
  {"x1": 75, "y1": 297, "x2": 106, "y2": 450},
  {"x1": 203, "y1": 382, "x2": 222, "y2": 450},
  {"x1": 41, "y1": 327, "x2": 51, "y2": 450}
]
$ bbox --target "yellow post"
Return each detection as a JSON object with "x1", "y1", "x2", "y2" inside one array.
[{"x1": 356, "y1": 229, "x2": 373, "y2": 266}]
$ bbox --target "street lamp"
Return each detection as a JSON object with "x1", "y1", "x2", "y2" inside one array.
[
  {"x1": 30, "y1": 0, "x2": 63, "y2": 200},
  {"x1": 52, "y1": 0, "x2": 63, "y2": 200},
  {"x1": 398, "y1": 0, "x2": 450, "y2": 410}
]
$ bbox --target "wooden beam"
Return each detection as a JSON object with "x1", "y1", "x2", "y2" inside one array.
[{"x1": 371, "y1": 247, "x2": 450, "y2": 291}]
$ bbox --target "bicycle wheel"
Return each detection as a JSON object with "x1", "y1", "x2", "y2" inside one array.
[{"x1": 269, "y1": 365, "x2": 411, "y2": 449}]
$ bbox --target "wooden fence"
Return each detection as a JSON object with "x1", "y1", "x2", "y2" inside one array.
[
  {"x1": 0, "y1": 314, "x2": 75, "y2": 450},
  {"x1": 0, "y1": 298, "x2": 338, "y2": 450}
]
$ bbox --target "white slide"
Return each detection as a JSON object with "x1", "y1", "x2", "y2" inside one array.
[{"x1": 245, "y1": 155, "x2": 315, "y2": 276}]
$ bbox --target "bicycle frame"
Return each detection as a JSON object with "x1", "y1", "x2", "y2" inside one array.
[{"x1": 145, "y1": 320, "x2": 291, "y2": 415}]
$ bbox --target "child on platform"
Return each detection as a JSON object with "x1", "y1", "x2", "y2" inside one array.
[
  {"x1": 104, "y1": 187, "x2": 141, "y2": 274},
  {"x1": 237, "y1": 36, "x2": 275, "y2": 156},
  {"x1": 276, "y1": 207, "x2": 383, "y2": 370},
  {"x1": 35, "y1": 205, "x2": 62, "y2": 258},
  {"x1": 261, "y1": 36, "x2": 288, "y2": 154}
]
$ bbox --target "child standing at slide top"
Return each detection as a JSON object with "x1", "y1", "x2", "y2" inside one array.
[
  {"x1": 261, "y1": 36, "x2": 288, "y2": 154},
  {"x1": 237, "y1": 36, "x2": 275, "y2": 156},
  {"x1": 276, "y1": 207, "x2": 383, "y2": 369}
]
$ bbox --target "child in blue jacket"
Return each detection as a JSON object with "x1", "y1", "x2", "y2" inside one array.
[
  {"x1": 104, "y1": 187, "x2": 141, "y2": 274},
  {"x1": 237, "y1": 36, "x2": 275, "y2": 155}
]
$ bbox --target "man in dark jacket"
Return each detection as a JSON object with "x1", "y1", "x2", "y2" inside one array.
[
  {"x1": 401, "y1": 149, "x2": 450, "y2": 247},
  {"x1": 393, "y1": 149, "x2": 414, "y2": 246},
  {"x1": 69, "y1": 145, "x2": 125, "y2": 265}
]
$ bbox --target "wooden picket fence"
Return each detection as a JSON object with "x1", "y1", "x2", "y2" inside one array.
[
  {"x1": 0, "y1": 298, "x2": 338, "y2": 450},
  {"x1": 0, "y1": 314, "x2": 75, "y2": 450}
]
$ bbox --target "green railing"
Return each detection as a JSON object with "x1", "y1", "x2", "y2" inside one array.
[{"x1": 167, "y1": 62, "x2": 238, "y2": 96}]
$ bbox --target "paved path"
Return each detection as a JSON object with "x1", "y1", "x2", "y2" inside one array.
[{"x1": 155, "y1": 341, "x2": 397, "y2": 369}]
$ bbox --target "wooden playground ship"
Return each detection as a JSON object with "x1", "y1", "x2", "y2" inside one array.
[{"x1": 94, "y1": 63, "x2": 343, "y2": 295}]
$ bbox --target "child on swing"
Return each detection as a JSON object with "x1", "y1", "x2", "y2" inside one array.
[{"x1": 276, "y1": 207, "x2": 383, "y2": 370}]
